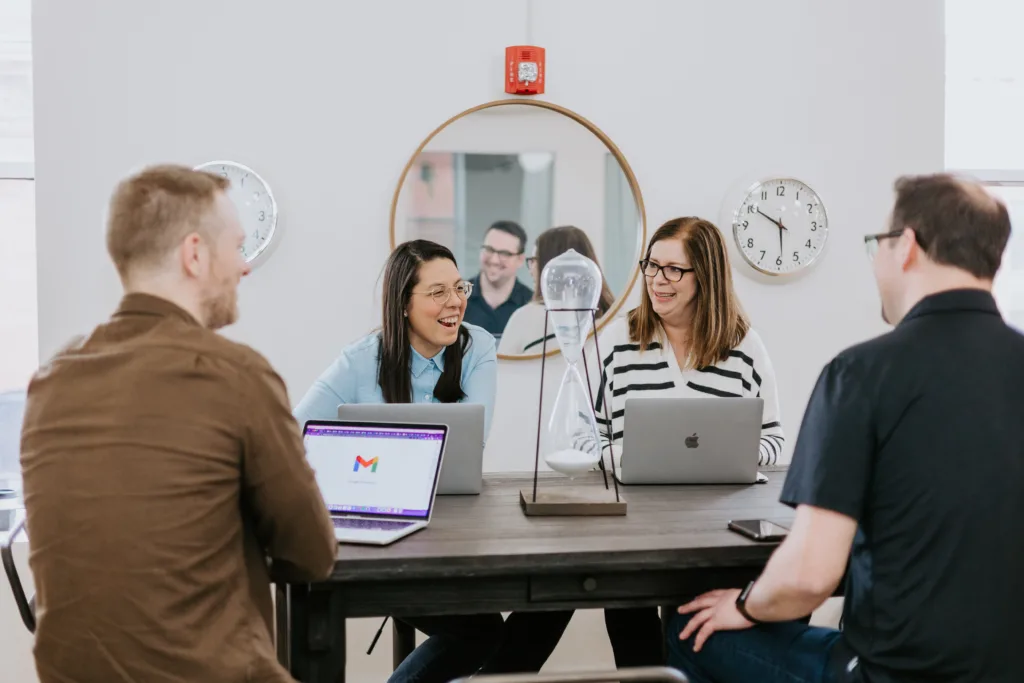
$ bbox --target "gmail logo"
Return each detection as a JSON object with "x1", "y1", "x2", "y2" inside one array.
[{"x1": 353, "y1": 455, "x2": 379, "y2": 473}]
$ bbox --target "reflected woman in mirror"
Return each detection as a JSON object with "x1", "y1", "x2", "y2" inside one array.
[
  {"x1": 497, "y1": 225, "x2": 616, "y2": 356},
  {"x1": 294, "y1": 239, "x2": 501, "y2": 683}
]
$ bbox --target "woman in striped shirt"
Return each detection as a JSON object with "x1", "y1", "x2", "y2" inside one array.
[
  {"x1": 596, "y1": 215, "x2": 785, "y2": 468},
  {"x1": 484, "y1": 217, "x2": 787, "y2": 672},
  {"x1": 586, "y1": 216, "x2": 785, "y2": 666}
]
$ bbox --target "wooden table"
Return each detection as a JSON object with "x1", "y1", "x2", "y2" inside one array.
[{"x1": 272, "y1": 470, "x2": 794, "y2": 683}]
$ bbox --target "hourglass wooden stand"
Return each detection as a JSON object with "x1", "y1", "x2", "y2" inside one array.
[{"x1": 519, "y1": 307, "x2": 627, "y2": 517}]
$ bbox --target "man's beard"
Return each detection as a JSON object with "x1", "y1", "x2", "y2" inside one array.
[{"x1": 202, "y1": 287, "x2": 238, "y2": 330}]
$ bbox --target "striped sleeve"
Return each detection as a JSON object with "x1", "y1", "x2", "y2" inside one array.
[
  {"x1": 594, "y1": 324, "x2": 625, "y2": 467},
  {"x1": 743, "y1": 331, "x2": 785, "y2": 466}
]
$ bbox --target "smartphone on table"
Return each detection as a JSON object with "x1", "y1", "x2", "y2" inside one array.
[{"x1": 727, "y1": 519, "x2": 789, "y2": 542}]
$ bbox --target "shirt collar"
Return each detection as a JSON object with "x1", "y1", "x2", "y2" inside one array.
[
  {"x1": 468, "y1": 275, "x2": 534, "y2": 306},
  {"x1": 899, "y1": 288, "x2": 1000, "y2": 325},
  {"x1": 114, "y1": 293, "x2": 201, "y2": 326},
  {"x1": 410, "y1": 345, "x2": 445, "y2": 378}
]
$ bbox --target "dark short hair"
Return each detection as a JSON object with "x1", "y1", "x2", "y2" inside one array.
[
  {"x1": 485, "y1": 220, "x2": 528, "y2": 254},
  {"x1": 891, "y1": 174, "x2": 1011, "y2": 279}
]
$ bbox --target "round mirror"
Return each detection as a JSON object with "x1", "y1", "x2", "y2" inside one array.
[{"x1": 390, "y1": 100, "x2": 646, "y2": 360}]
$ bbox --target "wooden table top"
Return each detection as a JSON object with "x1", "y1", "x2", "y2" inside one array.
[{"x1": 310, "y1": 470, "x2": 794, "y2": 582}]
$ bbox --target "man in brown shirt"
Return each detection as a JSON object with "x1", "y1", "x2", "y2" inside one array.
[{"x1": 20, "y1": 165, "x2": 336, "y2": 682}]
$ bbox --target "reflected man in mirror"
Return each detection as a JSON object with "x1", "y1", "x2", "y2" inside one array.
[{"x1": 464, "y1": 220, "x2": 533, "y2": 337}]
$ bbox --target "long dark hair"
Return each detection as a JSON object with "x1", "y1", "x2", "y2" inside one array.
[
  {"x1": 532, "y1": 225, "x2": 616, "y2": 316},
  {"x1": 378, "y1": 240, "x2": 473, "y2": 404}
]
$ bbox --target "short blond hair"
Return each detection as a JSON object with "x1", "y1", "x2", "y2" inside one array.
[{"x1": 106, "y1": 164, "x2": 229, "y2": 281}]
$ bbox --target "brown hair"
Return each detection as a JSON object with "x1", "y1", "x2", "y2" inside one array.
[
  {"x1": 891, "y1": 174, "x2": 1010, "y2": 279},
  {"x1": 628, "y1": 217, "x2": 749, "y2": 368},
  {"x1": 532, "y1": 225, "x2": 615, "y2": 316},
  {"x1": 106, "y1": 164, "x2": 229, "y2": 281}
]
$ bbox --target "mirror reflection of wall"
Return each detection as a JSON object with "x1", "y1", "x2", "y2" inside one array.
[{"x1": 394, "y1": 103, "x2": 644, "y2": 356}]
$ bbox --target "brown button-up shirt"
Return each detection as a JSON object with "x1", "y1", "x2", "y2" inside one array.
[{"x1": 20, "y1": 293, "x2": 337, "y2": 683}]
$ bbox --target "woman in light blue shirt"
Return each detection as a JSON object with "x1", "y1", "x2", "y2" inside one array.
[
  {"x1": 294, "y1": 239, "x2": 501, "y2": 683},
  {"x1": 295, "y1": 240, "x2": 497, "y2": 434}
]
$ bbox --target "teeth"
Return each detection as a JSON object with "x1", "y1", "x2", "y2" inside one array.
[{"x1": 440, "y1": 317, "x2": 458, "y2": 324}]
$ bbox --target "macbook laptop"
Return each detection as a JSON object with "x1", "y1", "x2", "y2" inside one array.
[
  {"x1": 337, "y1": 404, "x2": 484, "y2": 494},
  {"x1": 617, "y1": 397, "x2": 766, "y2": 485},
  {"x1": 302, "y1": 420, "x2": 447, "y2": 545}
]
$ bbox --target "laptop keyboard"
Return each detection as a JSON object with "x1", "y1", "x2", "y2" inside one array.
[{"x1": 333, "y1": 518, "x2": 413, "y2": 532}]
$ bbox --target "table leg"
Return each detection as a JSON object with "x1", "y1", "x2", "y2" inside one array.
[
  {"x1": 392, "y1": 619, "x2": 417, "y2": 671},
  {"x1": 287, "y1": 584, "x2": 347, "y2": 683}
]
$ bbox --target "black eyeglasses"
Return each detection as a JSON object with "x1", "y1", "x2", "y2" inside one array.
[
  {"x1": 481, "y1": 245, "x2": 523, "y2": 260},
  {"x1": 863, "y1": 229, "x2": 927, "y2": 259},
  {"x1": 640, "y1": 259, "x2": 694, "y2": 282}
]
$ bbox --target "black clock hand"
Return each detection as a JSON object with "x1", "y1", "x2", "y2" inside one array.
[
  {"x1": 756, "y1": 208, "x2": 784, "y2": 230},
  {"x1": 778, "y1": 225, "x2": 784, "y2": 258}
]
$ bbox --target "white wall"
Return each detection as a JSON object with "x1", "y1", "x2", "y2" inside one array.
[{"x1": 16, "y1": 1, "x2": 943, "y2": 680}]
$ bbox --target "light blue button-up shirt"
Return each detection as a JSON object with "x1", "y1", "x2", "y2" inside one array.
[{"x1": 294, "y1": 323, "x2": 498, "y2": 439}]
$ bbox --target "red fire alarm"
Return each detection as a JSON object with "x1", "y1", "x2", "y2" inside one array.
[{"x1": 505, "y1": 45, "x2": 545, "y2": 95}]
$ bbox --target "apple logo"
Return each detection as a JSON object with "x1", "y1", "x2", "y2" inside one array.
[{"x1": 684, "y1": 433, "x2": 699, "y2": 449}]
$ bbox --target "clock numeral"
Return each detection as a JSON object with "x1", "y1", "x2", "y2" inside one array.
[
  {"x1": 742, "y1": 220, "x2": 749, "y2": 230},
  {"x1": 792, "y1": 251, "x2": 799, "y2": 262},
  {"x1": 760, "y1": 190, "x2": 767, "y2": 201},
  {"x1": 807, "y1": 203, "x2": 814, "y2": 214},
  {"x1": 775, "y1": 256, "x2": 783, "y2": 266},
  {"x1": 805, "y1": 239, "x2": 812, "y2": 249},
  {"x1": 252, "y1": 229, "x2": 260, "y2": 239},
  {"x1": 811, "y1": 221, "x2": 818, "y2": 231},
  {"x1": 747, "y1": 238, "x2": 754, "y2": 248},
  {"x1": 776, "y1": 186, "x2": 785, "y2": 197},
  {"x1": 796, "y1": 190, "x2": 800, "y2": 200},
  {"x1": 759, "y1": 250, "x2": 766, "y2": 261},
  {"x1": 747, "y1": 205, "x2": 755, "y2": 214},
  {"x1": 259, "y1": 211, "x2": 266, "y2": 221}
]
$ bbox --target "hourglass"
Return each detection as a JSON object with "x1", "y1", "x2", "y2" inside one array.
[{"x1": 520, "y1": 249, "x2": 626, "y2": 516}]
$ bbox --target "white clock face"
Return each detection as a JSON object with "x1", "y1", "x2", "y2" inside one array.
[
  {"x1": 195, "y1": 161, "x2": 278, "y2": 265},
  {"x1": 732, "y1": 178, "x2": 828, "y2": 276}
]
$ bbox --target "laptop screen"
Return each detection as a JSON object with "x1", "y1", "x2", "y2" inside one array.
[{"x1": 303, "y1": 421, "x2": 446, "y2": 520}]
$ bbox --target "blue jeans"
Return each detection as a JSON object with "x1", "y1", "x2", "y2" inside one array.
[
  {"x1": 387, "y1": 614, "x2": 504, "y2": 683},
  {"x1": 666, "y1": 613, "x2": 861, "y2": 683}
]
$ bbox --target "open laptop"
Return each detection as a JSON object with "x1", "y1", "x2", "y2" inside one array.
[
  {"x1": 302, "y1": 420, "x2": 447, "y2": 545},
  {"x1": 616, "y1": 397, "x2": 766, "y2": 485},
  {"x1": 337, "y1": 404, "x2": 484, "y2": 494}
]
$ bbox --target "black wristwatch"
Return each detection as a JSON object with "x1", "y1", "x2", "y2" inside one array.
[{"x1": 735, "y1": 580, "x2": 765, "y2": 625}]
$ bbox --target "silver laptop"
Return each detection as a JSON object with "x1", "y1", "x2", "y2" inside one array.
[
  {"x1": 337, "y1": 404, "x2": 484, "y2": 495},
  {"x1": 302, "y1": 420, "x2": 447, "y2": 545},
  {"x1": 617, "y1": 397, "x2": 765, "y2": 485}
]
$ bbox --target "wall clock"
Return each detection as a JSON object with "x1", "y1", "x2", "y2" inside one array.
[
  {"x1": 730, "y1": 177, "x2": 828, "y2": 277},
  {"x1": 194, "y1": 160, "x2": 279, "y2": 266}
]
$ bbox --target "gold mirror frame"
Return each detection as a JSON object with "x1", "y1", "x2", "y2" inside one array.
[{"x1": 389, "y1": 98, "x2": 647, "y2": 361}]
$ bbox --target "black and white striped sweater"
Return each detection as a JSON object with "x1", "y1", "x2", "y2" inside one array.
[{"x1": 594, "y1": 317, "x2": 785, "y2": 466}]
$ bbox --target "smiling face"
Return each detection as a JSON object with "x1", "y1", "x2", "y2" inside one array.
[
  {"x1": 406, "y1": 257, "x2": 467, "y2": 357},
  {"x1": 644, "y1": 235, "x2": 697, "y2": 325}
]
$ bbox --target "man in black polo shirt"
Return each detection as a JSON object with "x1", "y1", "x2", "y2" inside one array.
[
  {"x1": 464, "y1": 220, "x2": 533, "y2": 337},
  {"x1": 667, "y1": 174, "x2": 1024, "y2": 683}
]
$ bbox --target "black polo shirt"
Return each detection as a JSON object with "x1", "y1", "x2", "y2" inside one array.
[
  {"x1": 782, "y1": 289, "x2": 1024, "y2": 683},
  {"x1": 463, "y1": 275, "x2": 533, "y2": 337}
]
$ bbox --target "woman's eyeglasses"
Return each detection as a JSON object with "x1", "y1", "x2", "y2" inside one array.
[
  {"x1": 417, "y1": 281, "x2": 474, "y2": 305},
  {"x1": 640, "y1": 259, "x2": 694, "y2": 282},
  {"x1": 526, "y1": 256, "x2": 537, "y2": 268}
]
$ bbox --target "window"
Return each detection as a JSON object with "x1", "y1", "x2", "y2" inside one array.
[{"x1": 946, "y1": 0, "x2": 1024, "y2": 329}]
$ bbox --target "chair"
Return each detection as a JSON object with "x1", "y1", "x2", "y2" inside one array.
[
  {"x1": 449, "y1": 666, "x2": 688, "y2": 683},
  {"x1": 1, "y1": 516, "x2": 36, "y2": 633}
]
